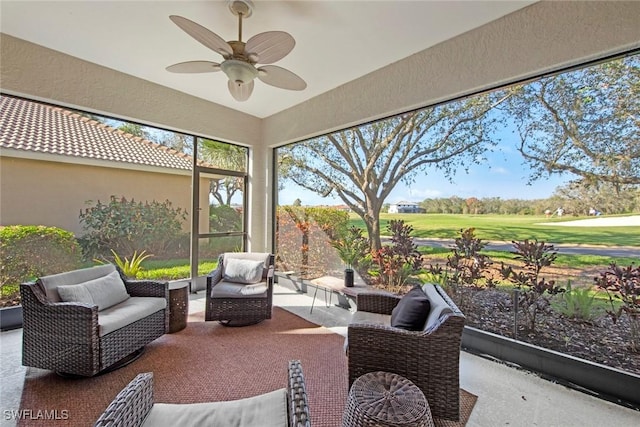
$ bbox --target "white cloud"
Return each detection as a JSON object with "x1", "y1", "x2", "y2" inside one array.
[{"x1": 490, "y1": 166, "x2": 510, "y2": 175}]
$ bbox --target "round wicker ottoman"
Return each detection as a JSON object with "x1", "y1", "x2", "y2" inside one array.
[{"x1": 342, "y1": 371, "x2": 434, "y2": 427}]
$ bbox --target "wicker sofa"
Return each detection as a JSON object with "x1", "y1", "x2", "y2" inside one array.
[
  {"x1": 346, "y1": 284, "x2": 465, "y2": 421},
  {"x1": 205, "y1": 252, "x2": 274, "y2": 326},
  {"x1": 94, "y1": 360, "x2": 311, "y2": 427},
  {"x1": 21, "y1": 264, "x2": 168, "y2": 377}
]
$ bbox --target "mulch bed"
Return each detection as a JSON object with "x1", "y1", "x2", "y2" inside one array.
[{"x1": 456, "y1": 287, "x2": 640, "y2": 376}]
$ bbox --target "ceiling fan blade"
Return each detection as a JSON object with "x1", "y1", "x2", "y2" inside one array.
[
  {"x1": 169, "y1": 15, "x2": 233, "y2": 58},
  {"x1": 228, "y1": 79, "x2": 254, "y2": 102},
  {"x1": 245, "y1": 31, "x2": 295, "y2": 64},
  {"x1": 257, "y1": 65, "x2": 307, "y2": 91},
  {"x1": 166, "y1": 61, "x2": 221, "y2": 73}
]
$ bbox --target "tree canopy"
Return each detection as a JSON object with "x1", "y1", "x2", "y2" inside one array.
[
  {"x1": 199, "y1": 139, "x2": 247, "y2": 206},
  {"x1": 279, "y1": 92, "x2": 509, "y2": 250},
  {"x1": 504, "y1": 55, "x2": 639, "y2": 188}
]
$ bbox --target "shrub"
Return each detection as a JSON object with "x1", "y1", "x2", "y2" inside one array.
[
  {"x1": 370, "y1": 220, "x2": 422, "y2": 294},
  {"x1": 594, "y1": 263, "x2": 640, "y2": 352},
  {"x1": 0, "y1": 225, "x2": 82, "y2": 306},
  {"x1": 209, "y1": 204, "x2": 242, "y2": 232},
  {"x1": 500, "y1": 239, "x2": 564, "y2": 332},
  {"x1": 551, "y1": 281, "x2": 597, "y2": 322},
  {"x1": 276, "y1": 206, "x2": 348, "y2": 278},
  {"x1": 429, "y1": 228, "x2": 494, "y2": 308},
  {"x1": 79, "y1": 196, "x2": 187, "y2": 260}
]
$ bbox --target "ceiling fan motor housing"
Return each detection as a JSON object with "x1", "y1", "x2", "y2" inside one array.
[{"x1": 228, "y1": 0, "x2": 253, "y2": 18}]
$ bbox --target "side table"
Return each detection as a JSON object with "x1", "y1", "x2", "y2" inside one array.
[
  {"x1": 168, "y1": 280, "x2": 189, "y2": 333},
  {"x1": 342, "y1": 371, "x2": 434, "y2": 427}
]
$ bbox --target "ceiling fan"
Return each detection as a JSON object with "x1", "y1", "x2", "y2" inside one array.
[{"x1": 166, "y1": 0, "x2": 306, "y2": 102}]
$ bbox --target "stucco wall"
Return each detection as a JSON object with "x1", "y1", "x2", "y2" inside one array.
[{"x1": 0, "y1": 156, "x2": 209, "y2": 236}]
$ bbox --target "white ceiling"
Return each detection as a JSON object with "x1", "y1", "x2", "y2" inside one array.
[{"x1": 1, "y1": 1, "x2": 535, "y2": 119}]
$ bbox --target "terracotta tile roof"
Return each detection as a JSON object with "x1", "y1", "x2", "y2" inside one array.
[{"x1": 0, "y1": 95, "x2": 192, "y2": 170}]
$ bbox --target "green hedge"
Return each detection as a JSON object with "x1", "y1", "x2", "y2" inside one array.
[{"x1": 0, "y1": 225, "x2": 82, "y2": 304}]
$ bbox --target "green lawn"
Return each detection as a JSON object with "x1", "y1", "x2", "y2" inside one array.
[
  {"x1": 349, "y1": 213, "x2": 640, "y2": 247},
  {"x1": 136, "y1": 259, "x2": 218, "y2": 281}
]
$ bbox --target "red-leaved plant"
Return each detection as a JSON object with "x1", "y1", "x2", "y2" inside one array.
[
  {"x1": 594, "y1": 263, "x2": 640, "y2": 352},
  {"x1": 370, "y1": 220, "x2": 422, "y2": 294}
]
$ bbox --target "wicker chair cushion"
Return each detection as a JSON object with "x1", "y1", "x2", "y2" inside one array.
[
  {"x1": 98, "y1": 296, "x2": 167, "y2": 336},
  {"x1": 210, "y1": 281, "x2": 269, "y2": 298},
  {"x1": 351, "y1": 310, "x2": 390, "y2": 326},
  {"x1": 421, "y1": 284, "x2": 453, "y2": 331},
  {"x1": 391, "y1": 286, "x2": 431, "y2": 331},
  {"x1": 142, "y1": 388, "x2": 288, "y2": 427},
  {"x1": 223, "y1": 258, "x2": 265, "y2": 284},
  {"x1": 38, "y1": 264, "x2": 118, "y2": 303},
  {"x1": 58, "y1": 270, "x2": 130, "y2": 311}
]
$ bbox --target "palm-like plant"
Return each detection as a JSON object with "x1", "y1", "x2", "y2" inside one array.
[
  {"x1": 96, "y1": 250, "x2": 153, "y2": 278},
  {"x1": 331, "y1": 226, "x2": 370, "y2": 271}
]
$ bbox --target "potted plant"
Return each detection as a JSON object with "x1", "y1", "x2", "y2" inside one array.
[{"x1": 331, "y1": 226, "x2": 370, "y2": 287}]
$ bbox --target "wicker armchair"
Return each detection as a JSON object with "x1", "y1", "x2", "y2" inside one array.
[
  {"x1": 347, "y1": 284, "x2": 465, "y2": 421},
  {"x1": 20, "y1": 264, "x2": 168, "y2": 377},
  {"x1": 94, "y1": 360, "x2": 311, "y2": 427},
  {"x1": 205, "y1": 252, "x2": 274, "y2": 326}
]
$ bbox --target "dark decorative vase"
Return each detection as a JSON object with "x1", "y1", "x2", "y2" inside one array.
[{"x1": 344, "y1": 268, "x2": 354, "y2": 287}]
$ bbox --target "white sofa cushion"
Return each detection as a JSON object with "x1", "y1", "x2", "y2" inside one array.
[
  {"x1": 98, "y1": 297, "x2": 167, "y2": 336},
  {"x1": 142, "y1": 388, "x2": 288, "y2": 427},
  {"x1": 211, "y1": 281, "x2": 268, "y2": 298}
]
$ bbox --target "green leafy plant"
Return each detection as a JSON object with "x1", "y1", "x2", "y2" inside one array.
[
  {"x1": 594, "y1": 263, "x2": 640, "y2": 352},
  {"x1": 500, "y1": 239, "x2": 564, "y2": 332},
  {"x1": 331, "y1": 226, "x2": 370, "y2": 271},
  {"x1": 370, "y1": 220, "x2": 422, "y2": 294},
  {"x1": 209, "y1": 204, "x2": 242, "y2": 232},
  {"x1": 0, "y1": 225, "x2": 82, "y2": 307},
  {"x1": 551, "y1": 281, "x2": 597, "y2": 322},
  {"x1": 96, "y1": 250, "x2": 153, "y2": 278},
  {"x1": 78, "y1": 196, "x2": 187, "y2": 260},
  {"x1": 417, "y1": 270, "x2": 450, "y2": 288}
]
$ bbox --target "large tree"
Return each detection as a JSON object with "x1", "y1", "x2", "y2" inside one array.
[
  {"x1": 279, "y1": 93, "x2": 509, "y2": 251},
  {"x1": 505, "y1": 55, "x2": 639, "y2": 188}
]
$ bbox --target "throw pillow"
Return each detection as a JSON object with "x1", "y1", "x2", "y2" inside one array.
[
  {"x1": 390, "y1": 286, "x2": 431, "y2": 331},
  {"x1": 223, "y1": 258, "x2": 264, "y2": 284},
  {"x1": 57, "y1": 283, "x2": 94, "y2": 305},
  {"x1": 58, "y1": 270, "x2": 130, "y2": 311}
]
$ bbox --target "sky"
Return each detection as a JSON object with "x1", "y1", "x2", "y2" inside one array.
[{"x1": 278, "y1": 135, "x2": 571, "y2": 207}]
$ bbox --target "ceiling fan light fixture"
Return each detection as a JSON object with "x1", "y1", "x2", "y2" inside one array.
[{"x1": 220, "y1": 59, "x2": 258, "y2": 85}]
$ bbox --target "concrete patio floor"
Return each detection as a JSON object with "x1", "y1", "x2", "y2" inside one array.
[{"x1": 2, "y1": 284, "x2": 639, "y2": 426}]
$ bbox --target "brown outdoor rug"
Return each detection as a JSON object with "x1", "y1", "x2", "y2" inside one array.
[{"x1": 18, "y1": 307, "x2": 476, "y2": 426}]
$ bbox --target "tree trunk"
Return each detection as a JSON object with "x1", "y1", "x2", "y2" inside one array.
[{"x1": 366, "y1": 215, "x2": 382, "y2": 252}]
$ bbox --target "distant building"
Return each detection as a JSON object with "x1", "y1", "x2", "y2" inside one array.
[{"x1": 388, "y1": 201, "x2": 425, "y2": 214}]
